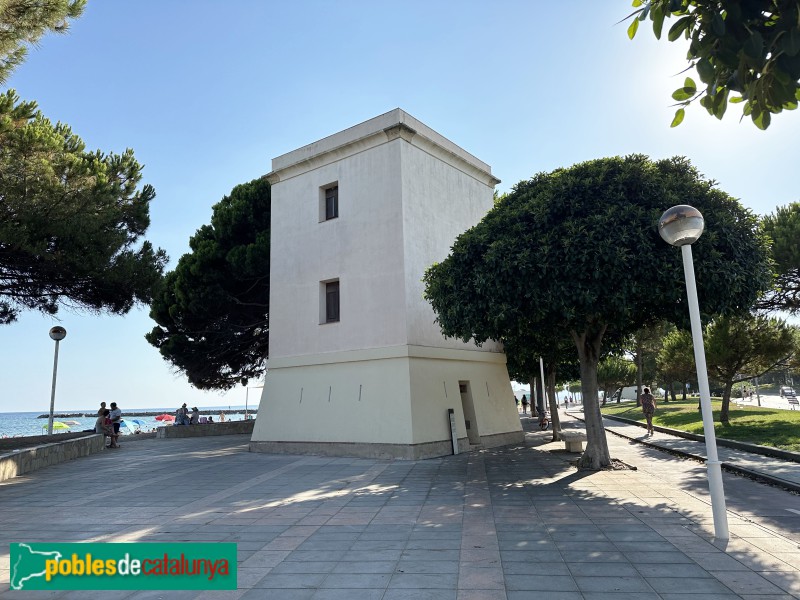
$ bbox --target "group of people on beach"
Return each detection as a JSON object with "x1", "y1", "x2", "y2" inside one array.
[
  {"x1": 94, "y1": 401, "x2": 121, "y2": 448},
  {"x1": 174, "y1": 403, "x2": 226, "y2": 425}
]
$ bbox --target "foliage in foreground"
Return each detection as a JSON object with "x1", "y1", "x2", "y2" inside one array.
[
  {"x1": 0, "y1": 90, "x2": 167, "y2": 324},
  {"x1": 146, "y1": 178, "x2": 270, "y2": 390},
  {"x1": 601, "y1": 398, "x2": 800, "y2": 452},
  {"x1": 625, "y1": 0, "x2": 800, "y2": 129},
  {"x1": 0, "y1": 0, "x2": 85, "y2": 85}
]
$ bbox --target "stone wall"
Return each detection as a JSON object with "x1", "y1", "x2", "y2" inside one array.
[
  {"x1": 0, "y1": 434, "x2": 105, "y2": 482},
  {"x1": 156, "y1": 420, "x2": 255, "y2": 438},
  {"x1": 0, "y1": 431, "x2": 94, "y2": 453}
]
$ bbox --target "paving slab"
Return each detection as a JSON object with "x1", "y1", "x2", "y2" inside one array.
[{"x1": 0, "y1": 427, "x2": 798, "y2": 599}]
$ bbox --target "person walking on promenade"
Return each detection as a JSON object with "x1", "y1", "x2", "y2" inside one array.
[
  {"x1": 641, "y1": 387, "x2": 657, "y2": 435},
  {"x1": 520, "y1": 394, "x2": 529, "y2": 416}
]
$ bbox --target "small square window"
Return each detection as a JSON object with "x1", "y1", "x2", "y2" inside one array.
[
  {"x1": 324, "y1": 185, "x2": 338, "y2": 220},
  {"x1": 325, "y1": 281, "x2": 340, "y2": 323}
]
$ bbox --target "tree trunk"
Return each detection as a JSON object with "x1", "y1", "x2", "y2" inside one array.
[
  {"x1": 720, "y1": 379, "x2": 733, "y2": 424},
  {"x1": 534, "y1": 377, "x2": 545, "y2": 417},
  {"x1": 528, "y1": 378, "x2": 537, "y2": 417},
  {"x1": 572, "y1": 326, "x2": 611, "y2": 469},
  {"x1": 547, "y1": 368, "x2": 562, "y2": 441},
  {"x1": 635, "y1": 340, "x2": 643, "y2": 407}
]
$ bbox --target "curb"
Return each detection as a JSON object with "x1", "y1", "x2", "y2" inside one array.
[
  {"x1": 602, "y1": 414, "x2": 800, "y2": 464},
  {"x1": 569, "y1": 413, "x2": 800, "y2": 494}
]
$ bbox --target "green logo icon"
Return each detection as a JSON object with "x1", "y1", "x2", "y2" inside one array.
[{"x1": 10, "y1": 543, "x2": 237, "y2": 590}]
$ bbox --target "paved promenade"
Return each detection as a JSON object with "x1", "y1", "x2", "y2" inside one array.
[
  {"x1": 1, "y1": 418, "x2": 799, "y2": 599},
  {"x1": 598, "y1": 413, "x2": 800, "y2": 492}
]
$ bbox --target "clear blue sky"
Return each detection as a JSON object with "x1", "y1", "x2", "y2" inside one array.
[{"x1": 3, "y1": 1, "x2": 799, "y2": 413}]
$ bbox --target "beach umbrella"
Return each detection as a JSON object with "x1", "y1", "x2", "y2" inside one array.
[
  {"x1": 154, "y1": 414, "x2": 175, "y2": 422},
  {"x1": 120, "y1": 419, "x2": 145, "y2": 431},
  {"x1": 42, "y1": 421, "x2": 71, "y2": 431}
]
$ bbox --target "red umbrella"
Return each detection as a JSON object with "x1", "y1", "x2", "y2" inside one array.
[{"x1": 154, "y1": 414, "x2": 175, "y2": 421}]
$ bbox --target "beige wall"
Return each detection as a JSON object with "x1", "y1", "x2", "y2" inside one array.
[{"x1": 252, "y1": 346, "x2": 522, "y2": 449}]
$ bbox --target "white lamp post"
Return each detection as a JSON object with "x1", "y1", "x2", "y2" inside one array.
[
  {"x1": 47, "y1": 326, "x2": 67, "y2": 436},
  {"x1": 659, "y1": 205, "x2": 729, "y2": 540},
  {"x1": 245, "y1": 385, "x2": 263, "y2": 420}
]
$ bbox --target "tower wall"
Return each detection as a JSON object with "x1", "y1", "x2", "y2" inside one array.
[{"x1": 251, "y1": 109, "x2": 524, "y2": 459}]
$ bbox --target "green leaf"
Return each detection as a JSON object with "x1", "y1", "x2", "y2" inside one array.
[
  {"x1": 695, "y1": 58, "x2": 714, "y2": 83},
  {"x1": 668, "y1": 15, "x2": 692, "y2": 41},
  {"x1": 743, "y1": 31, "x2": 764, "y2": 59},
  {"x1": 672, "y1": 87, "x2": 694, "y2": 101},
  {"x1": 652, "y1": 6, "x2": 666, "y2": 39},
  {"x1": 781, "y1": 28, "x2": 800, "y2": 57},
  {"x1": 627, "y1": 18, "x2": 640, "y2": 40},
  {"x1": 729, "y1": 96, "x2": 744, "y2": 103},
  {"x1": 711, "y1": 13, "x2": 725, "y2": 36},
  {"x1": 712, "y1": 89, "x2": 728, "y2": 119},
  {"x1": 631, "y1": 0, "x2": 642, "y2": 6},
  {"x1": 670, "y1": 108, "x2": 685, "y2": 127},
  {"x1": 752, "y1": 109, "x2": 771, "y2": 130},
  {"x1": 796, "y1": 89, "x2": 800, "y2": 101}
]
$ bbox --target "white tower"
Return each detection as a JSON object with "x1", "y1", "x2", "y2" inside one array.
[{"x1": 250, "y1": 109, "x2": 523, "y2": 459}]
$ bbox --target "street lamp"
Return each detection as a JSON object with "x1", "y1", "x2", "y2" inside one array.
[
  {"x1": 245, "y1": 385, "x2": 263, "y2": 420},
  {"x1": 659, "y1": 205, "x2": 729, "y2": 540},
  {"x1": 47, "y1": 326, "x2": 67, "y2": 436}
]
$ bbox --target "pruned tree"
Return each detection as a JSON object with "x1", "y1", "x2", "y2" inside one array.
[
  {"x1": 625, "y1": 0, "x2": 800, "y2": 129},
  {"x1": 0, "y1": 0, "x2": 85, "y2": 85},
  {"x1": 146, "y1": 178, "x2": 270, "y2": 390},
  {"x1": 424, "y1": 154, "x2": 771, "y2": 469},
  {"x1": 0, "y1": 90, "x2": 167, "y2": 324}
]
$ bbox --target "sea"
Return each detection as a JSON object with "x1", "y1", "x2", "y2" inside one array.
[{"x1": 0, "y1": 406, "x2": 255, "y2": 438}]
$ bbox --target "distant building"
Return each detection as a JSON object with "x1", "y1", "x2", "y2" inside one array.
[{"x1": 250, "y1": 109, "x2": 524, "y2": 459}]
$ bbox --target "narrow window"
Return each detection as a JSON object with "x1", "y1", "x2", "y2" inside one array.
[
  {"x1": 325, "y1": 281, "x2": 340, "y2": 323},
  {"x1": 325, "y1": 186, "x2": 338, "y2": 220}
]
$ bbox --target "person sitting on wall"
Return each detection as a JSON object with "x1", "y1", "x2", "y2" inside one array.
[
  {"x1": 190, "y1": 407, "x2": 200, "y2": 425},
  {"x1": 175, "y1": 403, "x2": 188, "y2": 426}
]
